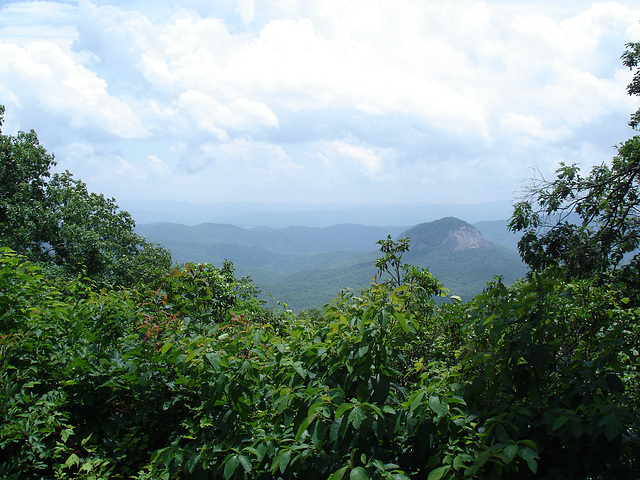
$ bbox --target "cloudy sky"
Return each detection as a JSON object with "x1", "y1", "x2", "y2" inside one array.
[{"x1": 1, "y1": 1, "x2": 640, "y2": 209}]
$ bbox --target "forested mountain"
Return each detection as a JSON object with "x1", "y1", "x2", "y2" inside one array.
[{"x1": 137, "y1": 217, "x2": 526, "y2": 311}]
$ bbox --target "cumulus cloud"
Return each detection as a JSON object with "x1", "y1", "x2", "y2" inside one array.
[
  {"x1": 0, "y1": 41, "x2": 148, "y2": 138},
  {"x1": 319, "y1": 139, "x2": 388, "y2": 176},
  {"x1": 1, "y1": 0, "x2": 639, "y2": 208},
  {"x1": 178, "y1": 90, "x2": 278, "y2": 140}
]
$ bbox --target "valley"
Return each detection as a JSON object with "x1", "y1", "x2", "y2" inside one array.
[{"x1": 137, "y1": 216, "x2": 526, "y2": 311}]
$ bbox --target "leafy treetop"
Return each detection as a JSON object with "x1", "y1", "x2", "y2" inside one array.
[
  {"x1": 0, "y1": 106, "x2": 171, "y2": 287},
  {"x1": 509, "y1": 42, "x2": 640, "y2": 287}
]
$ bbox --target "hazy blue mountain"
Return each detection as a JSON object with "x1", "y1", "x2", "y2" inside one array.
[
  {"x1": 276, "y1": 224, "x2": 407, "y2": 252},
  {"x1": 396, "y1": 218, "x2": 525, "y2": 298},
  {"x1": 137, "y1": 217, "x2": 527, "y2": 312},
  {"x1": 261, "y1": 219, "x2": 525, "y2": 310},
  {"x1": 123, "y1": 199, "x2": 514, "y2": 227},
  {"x1": 137, "y1": 222, "x2": 320, "y2": 256}
]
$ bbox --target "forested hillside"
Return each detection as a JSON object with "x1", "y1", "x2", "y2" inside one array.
[
  {"x1": 138, "y1": 219, "x2": 525, "y2": 311},
  {"x1": 2, "y1": 40, "x2": 640, "y2": 479}
]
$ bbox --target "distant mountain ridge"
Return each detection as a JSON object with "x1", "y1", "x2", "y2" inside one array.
[
  {"x1": 137, "y1": 217, "x2": 526, "y2": 311},
  {"x1": 123, "y1": 199, "x2": 514, "y2": 227}
]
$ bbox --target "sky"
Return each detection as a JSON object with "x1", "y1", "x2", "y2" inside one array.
[{"x1": 1, "y1": 0, "x2": 640, "y2": 210}]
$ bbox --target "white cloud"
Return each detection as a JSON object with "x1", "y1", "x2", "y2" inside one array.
[
  {"x1": 236, "y1": 0, "x2": 256, "y2": 26},
  {"x1": 500, "y1": 111, "x2": 572, "y2": 145},
  {"x1": 320, "y1": 140, "x2": 386, "y2": 175},
  {"x1": 0, "y1": 41, "x2": 148, "y2": 138},
  {"x1": 199, "y1": 139, "x2": 298, "y2": 176},
  {"x1": 146, "y1": 155, "x2": 172, "y2": 178},
  {"x1": 178, "y1": 90, "x2": 278, "y2": 139},
  {"x1": 2, "y1": 0, "x2": 640, "y2": 209}
]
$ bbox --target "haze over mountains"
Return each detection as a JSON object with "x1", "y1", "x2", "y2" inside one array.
[
  {"x1": 136, "y1": 208, "x2": 526, "y2": 311},
  {"x1": 122, "y1": 199, "x2": 515, "y2": 227}
]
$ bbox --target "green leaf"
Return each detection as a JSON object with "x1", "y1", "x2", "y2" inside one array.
[
  {"x1": 65, "y1": 453, "x2": 81, "y2": 468},
  {"x1": 185, "y1": 349, "x2": 197, "y2": 363},
  {"x1": 428, "y1": 396, "x2": 448, "y2": 417},
  {"x1": 517, "y1": 446, "x2": 539, "y2": 474},
  {"x1": 279, "y1": 449, "x2": 292, "y2": 474},
  {"x1": 243, "y1": 446, "x2": 263, "y2": 461},
  {"x1": 295, "y1": 416, "x2": 311, "y2": 441},
  {"x1": 396, "y1": 312, "x2": 414, "y2": 334},
  {"x1": 206, "y1": 352, "x2": 221, "y2": 370},
  {"x1": 518, "y1": 439, "x2": 537, "y2": 450},
  {"x1": 552, "y1": 414, "x2": 569, "y2": 431},
  {"x1": 335, "y1": 402, "x2": 354, "y2": 420},
  {"x1": 238, "y1": 455, "x2": 252, "y2": 473},
  {"x1": 348, "y1": 406, "x2": 365, "y2": 429},
  {"x1": 390, "y1": 473, "x2": 411, "y2": 480},
  {"x1": 60, "y1": 428, "x2": 73, "y2": 443},
  {"x1": 307, "y1": 401, "x2": 323, "y2": 417},
  {"x1": 330, "y1": 417, "x2": 344, "y2": 443},
  {"x1": 503, "y1": 444, "x2": 518, "y2": 463},
  {"x1": 224, "y1": 455, "x2": 239, "y2": 480},
  {"x1": 408, "y1": 391, "x2": 425, "y2": 412},
  {"x1": 427, "y1": 466, "x2": 449, "y2": 480},
  {"x1": 186, "y1": 453, "x2": 202, "y2": 474},
  {"x1": 350, "y1": 466, "x2": 370, "y2": 480},
  {"x1": 328, "y1": 466, "x2": 349, "y2": 480},
  {"x1": 382, "y1": 405, "x2": 396, "y2": 414}
]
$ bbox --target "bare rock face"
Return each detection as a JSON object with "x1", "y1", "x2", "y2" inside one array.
[{"x1": 440, "y1": 226, "x2": 491, "y2": 251}]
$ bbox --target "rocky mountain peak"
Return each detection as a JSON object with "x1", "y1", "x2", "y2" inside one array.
[
  {"x1": 401, "y1": 217, "x2": 492, "y2": 252},
  {"x1": 440, "y1": 225, "x2": 491, "y2": 251}
]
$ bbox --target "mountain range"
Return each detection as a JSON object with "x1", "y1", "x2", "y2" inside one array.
[{"x1": 136, "y1": 217, "x2": 526, "y2": 311}]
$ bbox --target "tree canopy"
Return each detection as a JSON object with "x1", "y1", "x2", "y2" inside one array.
[
  {"x1": 509, "y1": 42, "x2": 640, "y2": 287},
  {"x1": 0, "y1": 107, "x2": 171, "y2": 286}
]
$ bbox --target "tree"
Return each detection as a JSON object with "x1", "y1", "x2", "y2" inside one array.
[
  {"x1": 500, "y1": 43, "x2": 640, "y2": 476},
  {"x1": 622, "y1": 41, "x2": 640, "y2": 129},
  {"x1": 374, "y1": 235, "x2": 444, "y2": 314},
  {"x1": 0, "y1": 105, "x2": 56, "y2": 256},
  {"x1": 0, "y1": 106, "x2": 171, "y2": 286},
  {"x1": 509, "y1": 43, "x2": 640, "y2": 284}
]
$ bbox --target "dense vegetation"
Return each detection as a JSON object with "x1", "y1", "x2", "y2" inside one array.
[
  {"x1": 137, "y1": 219, "x2": 525, "y2": 311},
  {"x1": 2, "y1": 43, "x2": 640, "y2": 479}
]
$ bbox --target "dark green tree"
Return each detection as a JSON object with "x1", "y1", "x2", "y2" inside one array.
[
  {"x1": 0, "y1": 106, "x2": 171, "y2": 286},
  {"x1": 500, "y1": 42, "x2": 640, "y2": 476},
  {"x1": 509, "y1": 42, "x2": 640, "y2": 285},
  {"x1": 0, "y1": 105, "x2": 56, "y2": 256},
  {"x1": 623, "y1": 41, "x2": 640, "y2": 129}
]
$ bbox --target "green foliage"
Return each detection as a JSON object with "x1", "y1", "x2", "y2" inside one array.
[
  {"x1": 510, "y1": 45, "x2": 640, "y2": 285},
  {"x1": 46, "y1": 171, "x2": 172, "y2": 286},
  {"x1": 374, "y1": 235, "x2": 445, "y2": 316},
  {"x1": 142, "y1": 261, "x2": 270, "y2": 327},
  {"x1": 0, "y1": 110, "x2": 55, "y2": 256},
  {"x1": 375, "y1": 236, "x2": 412, "y2": 287},
  {"x1": 2, "y1": 232, "x2": 639, "y2": 479},
  {"x1": 622, "y1": 41, "x2": 640, "y2": 129},
  {"x1": 509, "y1": 139, "x2": 640, "y2": 281},
  {"x1": 463, "y1": 272, "x2": 639, "y2": 478},
  {"x1": 0, "y1": 249, "x2": 290, "y2": 478},
  {"x1": 0, "y1": 106, "x2": 171, "y2": 287}
]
